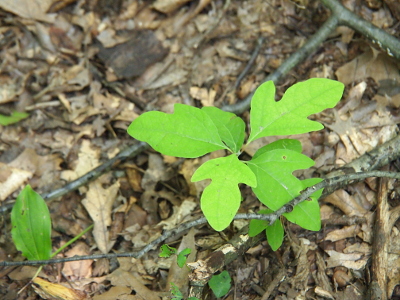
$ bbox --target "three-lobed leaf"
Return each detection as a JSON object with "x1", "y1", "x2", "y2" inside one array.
[
  {"x1": 191, "y1": 155, "x2": 257, "y2": 231},
  {"x1": 11, "y1": 185, "x2": 52, "y2": 261},
  {"x1": 127, "y1": 78, "x2": 344, "y2": 235},
  {"x1": 248, "y1": 78, "x2": 344, "y2": 143},
  {"x1": 127, "y1": 104, "x2": 228, "y2": 158}
]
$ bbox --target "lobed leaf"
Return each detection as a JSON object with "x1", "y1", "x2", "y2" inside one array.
[
  {"x1": 247, "y1": 149, "x2": 314, "y2": 211},
  {"x1": 283, "y1": 178, "x2": 323, "y2": 231},
  {"x1": 248, "y1": 79, "x2": 344, "y2": 143},
  {"x1": 192, "y1": 155, "x2": 257, "y2": 231},
  {"x1": 127, "y1": 104, "x2": 227, "y2": 158},
  {"x1": 11, "y1": 185, "x2": 52, "y2": 261},
  {"x1": 159, "y1": 244, "x2": 177, "y2": 258},
  {"x1": 202, "y1": 106, "x2": 245, "y2": 153}
]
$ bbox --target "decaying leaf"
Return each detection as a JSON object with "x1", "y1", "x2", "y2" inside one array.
[
  {"x1": 82, "y1": 180, "x2": 120, "y2": 254},
  {"x1": 32, "y1": 277, "x2": 90, "y2": 300}
]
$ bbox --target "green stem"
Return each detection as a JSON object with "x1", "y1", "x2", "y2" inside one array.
[{"x1": 50, "y1": 224, "x2": 94, "y2": 258}]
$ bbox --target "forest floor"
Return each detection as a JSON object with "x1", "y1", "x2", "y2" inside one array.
[{"x1": 1, "y1": 0, "x2": 400, "y2": 299}]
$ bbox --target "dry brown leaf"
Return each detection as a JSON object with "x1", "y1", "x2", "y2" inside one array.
[
  {"x1": 325, "y1": 250, "x2": 368, "y2": 270},
  {"x1": 158, "y1": 199, "x2": 197, "y2": 230},
  {"x1": 107, "y1": 269, "x2": 160, "y2": 300},
  {"x1": 32, "y1": 277, "x2": 90, "y2": 300},
  {"x1": 93, "y1": 286, "x2": 136, "y2": 300},
  {"x1": 189, "y1": 86, "x2": 216, "y2": 106},
  {"x1": 153, "y1": 0, "x2": 192, "y2": 14},
  {"x1": 324, "y1": 225, "x2": 361, "y2": 242},
  {"x1": 0, "y1": 0, "x2": 56, "y2": 22},
  {"x1": 82, "y1": 180, "x2": 120, "y2": 254},
  {"x1": 0, "y1": 162, "x2": 32, "y2": 201},
  {"x1": 62, "y1": 242, "x2": 93, "y2": 280},
  {"x1": 336, "y1": 47, "x2": 400, "y2": 85},
  {"x1": 324, "y1": 190, "x2": 369, "y2": 217}
]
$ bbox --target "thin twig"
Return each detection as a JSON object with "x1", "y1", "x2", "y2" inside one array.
[
  {"x1": 320, "y1": 0, "x2": 400, "y2": 59},
  {"x1": 234, "y1": 37, "x2": 265, "y2": 89},
  {"x1": 221, "y1": 15, "x2": 339, "y2": 114},
  {"x1": 0, "y1": 142, "x2": 149, "y2": 213},
  {"x1": 1, "y1": 170, "x2": 399, "y2": 267}
]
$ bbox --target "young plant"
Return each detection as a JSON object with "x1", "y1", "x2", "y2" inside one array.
[
  {"x1": 159, "y1": 244, "x2": 191, "y2": 268},
  {"x1": 128, "y1": 79, "x2": 344, "y2": 250},
  {"x1": 11, "y1": 185, "x2": 93, "y2": 272}
]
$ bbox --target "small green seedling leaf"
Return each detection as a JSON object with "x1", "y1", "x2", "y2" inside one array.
[
  {"x1": 247, "y1": 149, "x2": 314, "y2": 210},
  {"x1": 202, "y1": 106, "x2": 245, "y2": 153},
  {"x1": 192, "y1": 154, "x2": 257, "y2": 231},
  {"x1": 208, "y1": 270, "x2": 231, "y2": 298},
  {"x1": 283, "y1": 178, "x2": 323, "y2": 231},
  {"x1": 127, "y1": 103, "x2": 228, "y2": 158},
  {"x1": 159, "y1": 244, "x2": 177, "y2": 258},
  {"x1": 0, "y1": 111, "x2": 29, "y2": 126},
  {"x1": 248, "y1": 79, "x2": 344, "y2": 143},
  {"x1": 11, "y1": 185, "x2": 52, "y2": 261},
  {"x1": 177, "y1": 248, "x2": 191, "y2": 268}
]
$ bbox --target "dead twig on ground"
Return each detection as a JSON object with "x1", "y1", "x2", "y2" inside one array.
[
  {"x1": 367, "y1": 172, "x2": 389, "y2": 300},
  {"x1": 2, "y1": 170, "x2": 400, "y2": 268}
]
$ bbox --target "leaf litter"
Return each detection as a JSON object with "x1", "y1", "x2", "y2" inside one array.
[{"x1": 0, "y1": 0, "x2": 400, "y2": 299}]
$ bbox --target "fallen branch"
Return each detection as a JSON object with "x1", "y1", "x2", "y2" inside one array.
[{"x1": 1, "y1": 170, "x2": 400, "y2": 267}]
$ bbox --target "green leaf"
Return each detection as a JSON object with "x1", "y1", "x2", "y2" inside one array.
[
  {"x1": 247, "y1": 149, "x2": 314, "y2": 211},
  {"x1": 11, "y1": 185, "x2": 52, "y2": 261},
  {"x1": 127, "y1": 104, "x2": 227, "y2": 158},
  {"x1": 266, "y1": 218, "x2": 284, "y2": 251},
  {"x1": 208, "y1": 271, "x2": 231, "y2": 298},
  {"x1": 170, "y1": 283, "x2": 183, "y2": 300},
  {"x1": 177, "y1": 248, "x2": 191, "y2": 268},
  {"x1": 192, "y1": 155, "x2": 257, "y2": 231},
  {"x1": 283, "y1": 178, "x2": 323, "y2": 231},
  {"x1": 249, "y1": 209, "x2": 284, "y2": 251},
  {"x1": 159, "y1": 244, "x2": 177, "y2": 258},
  {"x1": 252, "y1": 139, "x2": 302, "y2": 160},
  {"x1": 249, "y1": 208, "x2": 272, "y2": 237},
  {"x1": 248, "y1": 79, "x2": 344, "y2": 143},
  {"x1": 202, "y1": 106, "x2": 245, "y2": 153},
  {"x1": 0, "y1": 111, "x2": 29, "y2": 126}
]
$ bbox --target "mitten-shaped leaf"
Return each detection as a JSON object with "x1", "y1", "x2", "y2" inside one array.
[
  {"x1": 192, "y1": 155, "x2": 257, "y2": 231},
  {"x1": 247, "y1": 149, "x2": 314, "y2": 211},
  {"x1": 248, "y1": 79, "x2": 344, "y2": 143},
  {"x1": 128, "y1": 104, "x2": 227, "y2": 158}
]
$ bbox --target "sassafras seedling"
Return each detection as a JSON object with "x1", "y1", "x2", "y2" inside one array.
[{"x1": 128, "y1": 78, "x2": 344, "y2": 250}]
